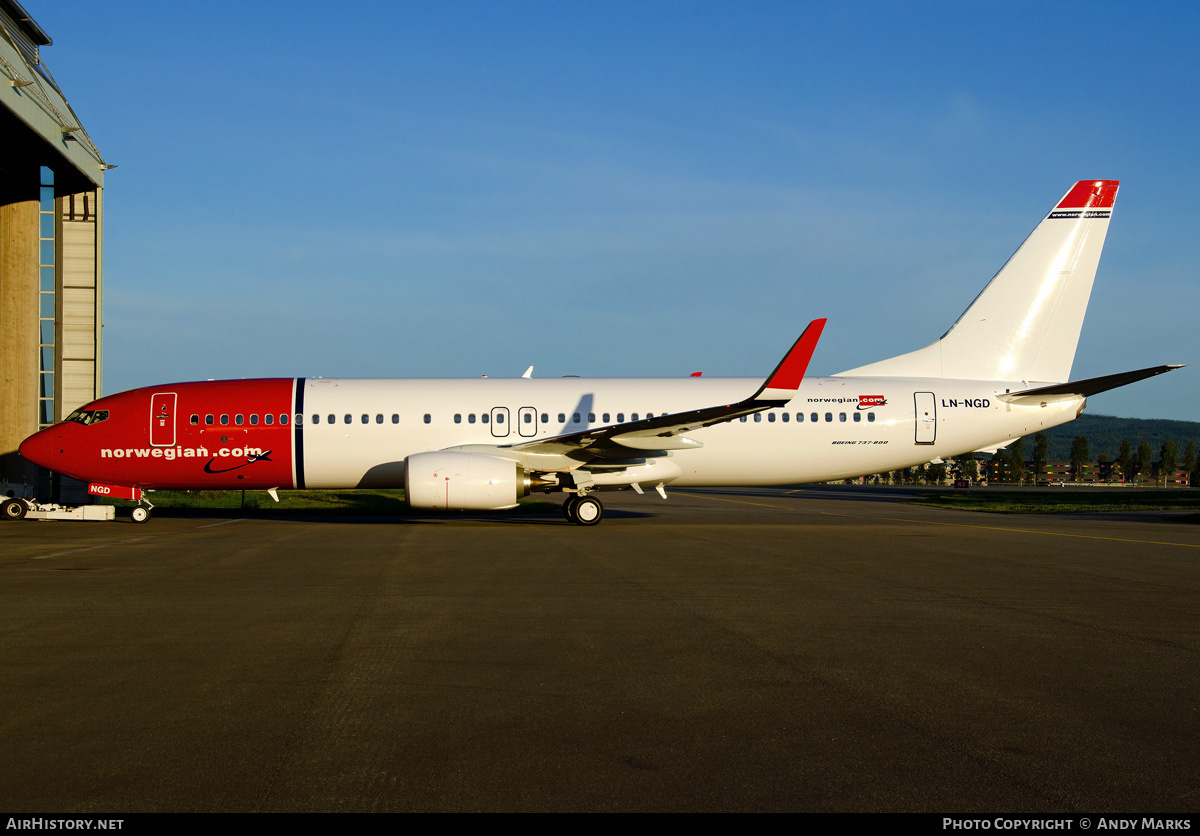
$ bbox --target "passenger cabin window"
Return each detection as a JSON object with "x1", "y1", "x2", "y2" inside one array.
[
  {"x1": 376, "y1": 414, "x2": 383, "y2": 424},
  {"x1": 825, "y1": 413, "x2": 832, "y2": 422},
  {"x1": 573, "y1": 413, "x2": 580, "y2": 423},
  {"x1": 541, "y1": 413, "x2": 548, "y2": 423},
  {"x1": 361, "y1": 414, "x2": 369, "y2": 424},
  {"x1": 868, "y1": 413, "x2": 876, "y2": 423},
  {"x1": 603, "y1": 413, "x2": 610, "y2": 423},
  {"x1": 312, "y1": 414, "x2": 320, "y2": 424},
  {"x1": 454, "y1": 414, "x2": 462, "y2": 424},
  {"x1": 754, "y1": 414, "x2": 761, "y2": 422},
  {"x1": 588, "y1": 413, "x2": 595, "y2": 423},
  {"x1": 423, "y1": 414, "x2": 431, "y2": 424},
  {"x1": 265, "y1": 414, "x2": 274, "y2": 426},
  {"x1": 283, "y1": 414, "x2": 291, "y2": 426},
  {"x1": 558, "y1": 413, "x2": 565, "y2": 423},
  {"x1": 811, "y1": 413, "x2": 818, "y2": 422},
  {"x1": 617, "y1": 413, "x2": 624, "y2": 422},
  {"x1": 468, "y1": 414, "x2": 476, "y2": 424},
  {"x1": 797, "y1": 413, "x2": 804, "y2": 422},
  {"x1": 391, "y1": 414, "x2": 399, "y2": 424},
  {"x1": 482, "y1": 414, "x2": 489, "y2": 424},
  {"x1": 205, "y1": 414, "x2": 214, "y2": 425},
  {"x1": 235, "y1": 414, "x2": 244, "y2": 425},
  {"x1": 782, "y1": 413, "x2": 789, "y2": 423},
  {"x1": 632, "y1": 413, "x2": 639, "y2": 421},
  {"x1": 220, "y1": 415, "x2": 229, "y2": 425},
  {"x1": 250, "y1": 414, "x2": 259, "y2": 425},
  {"x1": 344, "y1": 414, "x2": 351, "y2": 424},
  {"x1": 768, "y1": 413, "x2": 776, "y2": 422},
  {"x1": 523, "y1": 413, "x2": 532, "y2": 424},
  {"x1": 839, "y1": 413, "x2": 847, "y2": 422},
  {"x1": 189, "y1": 414, "x2": 199, "y2": 425},
  {"x1": 853, "y1": 412, "x2": 861, "y2": 422}
]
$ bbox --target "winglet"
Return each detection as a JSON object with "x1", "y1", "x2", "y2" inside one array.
[{"x1": 751, "y1": 318, "x2": 826, "y2": 402}]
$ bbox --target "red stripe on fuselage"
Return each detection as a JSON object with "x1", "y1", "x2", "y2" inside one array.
[{"x1": 48, "y1": 379, "x2": 297, "y2": 490}]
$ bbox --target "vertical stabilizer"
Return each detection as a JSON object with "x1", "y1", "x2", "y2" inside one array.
[{"x1": 838, "y1": 180, "x2": 1119, "y2": 383}]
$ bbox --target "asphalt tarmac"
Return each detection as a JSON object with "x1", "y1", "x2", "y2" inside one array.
[{"x1": 1, "y1": 487, "x2": 1197, "y2": 812}]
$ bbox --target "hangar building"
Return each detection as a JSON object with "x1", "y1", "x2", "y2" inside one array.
[{"x1": 0, "y1": 0, "x2": 107, "y2": 498}]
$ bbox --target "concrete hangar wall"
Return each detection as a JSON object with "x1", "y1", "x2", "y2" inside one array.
[{"x1": 0, "y1": 0, "x2": 108, "y2": 498}]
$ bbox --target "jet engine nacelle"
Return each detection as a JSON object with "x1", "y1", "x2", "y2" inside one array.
[{"x1": 404, "y1": 451, "x2": 530, "y2": 511}]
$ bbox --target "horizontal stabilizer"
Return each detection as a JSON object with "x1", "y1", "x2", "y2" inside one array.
[{"x1": 999, "y1": 364, "x2": 1184, "y2": 403}]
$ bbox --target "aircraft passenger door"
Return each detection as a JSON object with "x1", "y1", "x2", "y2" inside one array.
[
  {"x1": 518, "y1": 406, "x2": 537, "y2": 438},
  {"x1": 490, "y1": 406, "x2": 510, "y2": 438},
  {"x1": 914, "y1": 392, "x2": 936, "y2": 444},
  {"x1": 150, "y1": 392, "x2": 177, "y2": 447}
]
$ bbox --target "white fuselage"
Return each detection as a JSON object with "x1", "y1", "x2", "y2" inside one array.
[{"x1": 298, "y1": 375, "x2": 1082, "y2": 489}]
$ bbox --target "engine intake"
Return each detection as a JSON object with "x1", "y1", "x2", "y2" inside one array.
[{"x1": 404, "y1": 451, "x2": 529, "y2": 511}]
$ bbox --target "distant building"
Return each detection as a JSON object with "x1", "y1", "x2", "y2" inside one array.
[{"x1": 0, "y1": 0, "x2": 108, "y2": 498}]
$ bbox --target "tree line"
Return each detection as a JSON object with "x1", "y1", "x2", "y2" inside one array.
[{"x1": 877, "y1": 434, "x2": 1197, "y2": 487}]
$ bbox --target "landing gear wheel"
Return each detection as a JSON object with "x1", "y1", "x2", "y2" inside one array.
[
  {"x1": 562, "y1": 495, "x2": 581, "y2": 522},
  {"x1": 572, "y1": 495, "x2": 603, "y2": 526},
  {"x1": 130, "y1": 506, "x2": 151, "y2": 524},
  {"x1": 2, "y1": 498, "x2": 27, "y2": 521}
]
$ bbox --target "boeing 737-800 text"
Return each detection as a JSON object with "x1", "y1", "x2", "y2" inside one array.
[{"x1": 11, "y1": 180, "x2": 1182, "y2": 524}]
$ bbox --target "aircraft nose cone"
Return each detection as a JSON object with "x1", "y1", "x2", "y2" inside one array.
[{"x1": 18, "y1": 429, "x2": 55, "y2": 469}]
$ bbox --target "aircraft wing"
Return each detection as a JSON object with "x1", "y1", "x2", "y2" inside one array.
[{"x1": 506, "y1": 319, "x2": 826, "y2": 460}]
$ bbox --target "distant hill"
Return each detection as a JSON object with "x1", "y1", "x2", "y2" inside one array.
[{"x1": 1018, "y1": 414, "x2": 1200, "y2": 460}]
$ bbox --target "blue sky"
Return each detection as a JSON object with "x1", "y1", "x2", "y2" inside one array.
[{"x1": 32, "y1": 1, "x2": 1200, "y2": 419}]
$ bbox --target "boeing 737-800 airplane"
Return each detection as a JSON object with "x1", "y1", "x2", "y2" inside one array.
[{"x1": 11, "y1": 180, "x2": 1182, "y2": 525}]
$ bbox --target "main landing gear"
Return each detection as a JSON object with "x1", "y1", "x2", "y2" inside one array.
[{"x1": 562, "y1": 494, "x2": 604, "y2": 526}]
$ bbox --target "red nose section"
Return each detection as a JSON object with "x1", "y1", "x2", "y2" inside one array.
[{"x1": 18, "y1": 428, "x2": 55, "y2": 469}]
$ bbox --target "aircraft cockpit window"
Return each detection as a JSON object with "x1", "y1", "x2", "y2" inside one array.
[{"x1": 67, "y1": 409, "x2": 110, "y2": 426}]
